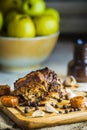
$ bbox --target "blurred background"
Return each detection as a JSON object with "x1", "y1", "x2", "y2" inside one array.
[
  {"x1": 0, "y1": 0, "x2": 87, "y2": 91},
  {"x1": 0, "y1": 0, "x2": 87, "y2": 75},
  {"x1": 45, "y1": 0, "x2": 87, "y2": 35}
]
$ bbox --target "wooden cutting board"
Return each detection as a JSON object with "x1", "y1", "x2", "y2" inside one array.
[{"x1": 1, "y1": 92, "x2": 87, "y2": 130}]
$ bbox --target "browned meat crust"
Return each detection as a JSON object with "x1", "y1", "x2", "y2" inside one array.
[{"x1": 14, "y1": 67, "x2": 67, "y2": 106}]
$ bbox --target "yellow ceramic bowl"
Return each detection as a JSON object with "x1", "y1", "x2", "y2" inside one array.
[{"x1": 0, "y1": 32, "x2": 59, "y2": 72}]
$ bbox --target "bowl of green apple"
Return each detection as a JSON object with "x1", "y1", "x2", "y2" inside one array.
[{"x1": 0, "y1": 0, "x2": 60, "y2": 72}]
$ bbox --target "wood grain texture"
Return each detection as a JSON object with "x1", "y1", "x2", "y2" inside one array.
[
  {"x1": 0, "y1": 90, "x2": 87, "y2": 130},
  {"x1": 1, "y1": 102, "x2": 87, "y2": 130}
]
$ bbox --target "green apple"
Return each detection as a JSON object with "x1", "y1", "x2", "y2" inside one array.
[
  {"x1": 0, "y1": 0, "x2": 22, "y2": 14},
  {"x1": 7, "y1": 14, "x2": 36, "y2": 38},
  {"x1": 22, "y1": 0, "x2": 46, "y2": 16},
  {"x1": 5, "y1": 11, "x2": 18, "y2": 25},
  {"x1": 44, "y1": 8, "x2": 60, "y2": 22},
  {"x1": 0, "y1": 12, "x2": 3, "y2": 31},
  {"x1": 34, "y1": 15, "x2": 59, "y2": 36}
]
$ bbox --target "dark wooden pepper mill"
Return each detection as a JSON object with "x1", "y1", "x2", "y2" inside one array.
[{"x1": 67, "y1": 38, "x2": 87, "y2": 82}]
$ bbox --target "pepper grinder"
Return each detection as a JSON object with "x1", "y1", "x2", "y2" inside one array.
[{"x1": 67, "y1": 38, "x2": 87, "y2": 82}]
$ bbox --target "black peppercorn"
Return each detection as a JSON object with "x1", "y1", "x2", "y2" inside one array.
[
  {"x1": 65, "y1": 109, "x2": 68, "y2": 114},
  {"x1": 57, "y1": 99, "x2": 62, "y2": 102},
  {"x1": 24, "y1": 106, "x2": 29, "y2": 113},
  {"x1": 59, "y1": 111, "x2": 62, "y2": 114},
  {"x1": 69, "y1": 109, "x2": 74, "y2": 112},
  {"x1": 35, "y1": 106, "x2": 39, "y2": 110},
  {"x1": 55, "y1": 104, "x2": 59, "y2": 108},
  {"x1": 65, "y1": 95, "x2": 69, "y2": 100},
  {"x1": 63, "y1": 105, "x2": 67, "y2": 109}
]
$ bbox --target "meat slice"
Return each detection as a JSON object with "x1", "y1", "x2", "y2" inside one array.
[{"x1": 14, "y1": 67, "x2": 67, "y2": 106}]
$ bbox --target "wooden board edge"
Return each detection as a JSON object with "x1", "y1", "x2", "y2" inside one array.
[{"x1": 1, "y1": 106, "x2": 87, "y2": 130}]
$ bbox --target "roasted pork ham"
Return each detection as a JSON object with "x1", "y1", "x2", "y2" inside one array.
[{"x1": 14, "y1": 67, "x2": 67, "y2": 106}]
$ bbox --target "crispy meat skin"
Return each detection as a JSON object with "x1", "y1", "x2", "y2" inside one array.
[
  {"x1": 0, "y1": 85, "x2": 10, "y2": 96},
  {"x1": 14, "y1": 67, "x2": 67, "y2": 105}
]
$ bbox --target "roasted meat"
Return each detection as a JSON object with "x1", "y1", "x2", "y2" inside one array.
[
  {"x1": 0, "y1": 85, "x2": 10, "y2": 96},
  {"x1": 14, "y1": 67, "x2": 67, "y2": 106}
]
